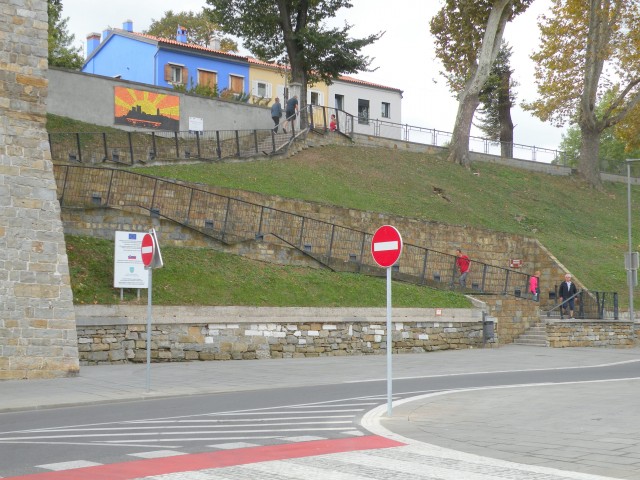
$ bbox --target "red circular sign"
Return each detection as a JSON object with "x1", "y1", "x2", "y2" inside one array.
[
  {"x1": 141, "y1": 233, "x2": 155, "y2": 267},
  {"x1": 371, "y1": 225, "x2": 403, "y2": 268}
]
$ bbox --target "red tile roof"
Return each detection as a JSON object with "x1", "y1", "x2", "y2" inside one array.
[{"x1": 109, "y1": 29, "x2": 401, "y2": 92}]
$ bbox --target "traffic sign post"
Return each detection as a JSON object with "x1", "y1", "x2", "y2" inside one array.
[
  {"x1": 371, "y1": 225, "x2": 403, "y2": 417},
  {"x1": 140, "y1": 229, "x2": 163, "y2": 392}
]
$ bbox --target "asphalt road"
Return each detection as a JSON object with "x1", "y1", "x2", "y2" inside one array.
[{"x1": 2, "y1": 351, "x2": 639, "y2": 478}]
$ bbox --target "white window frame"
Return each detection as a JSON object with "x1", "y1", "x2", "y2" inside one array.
[
  {"x1": 252, "y1": 80, "x2": 272, "y2": 98},
  {"x1": 198, "y1": 69, "x2": 218, "y2": 89},
  {"x1": 381, "y1": 102, "x2": 391, "y2": 118},
  {"x1": 308, "y1": 90, "x2": 324, "y2": 106},
  {"x1": 229, "y1": 74, "x2": 245, "y2": 93},
  {"x1": 169, "y1": 63, "x2": 184, "y2": 85}
]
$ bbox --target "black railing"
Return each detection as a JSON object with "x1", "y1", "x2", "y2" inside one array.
[
  {"x1": 48, "y1": 105, "x2": 326, "y2": 165},
  {"x1": 545, "y1": 289, "x2": 619, "y2": 320},
  {"x1": 53, "y1": 163, "x2": 534, "y2": 298}
]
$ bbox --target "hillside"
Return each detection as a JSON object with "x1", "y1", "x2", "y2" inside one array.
[
  {"x1": 46, "y1": 115, "x2": 636, "y2": 307},
  {"x1": 133, "y1": 143, "x2": 637, "y2": 306}
]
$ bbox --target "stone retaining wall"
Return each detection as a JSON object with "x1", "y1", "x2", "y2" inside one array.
[
  {"x1": 547, "y1": 320, "x2": 635, "y2": 348},
  {"x1": 74, "y1": 306, "x2": 493, "y2": 365}
]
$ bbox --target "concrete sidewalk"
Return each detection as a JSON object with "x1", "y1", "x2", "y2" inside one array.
[{"x1": 2, "y1": 345, "x2": 640, "y2": 479}]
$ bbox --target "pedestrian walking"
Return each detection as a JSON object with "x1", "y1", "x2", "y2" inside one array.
[
  {"x1": 270, "y1": 97, "x2": 282, "y2": 132},
  {"x1": 456, "y1": 249, "x2": 470, "y2": 288}
]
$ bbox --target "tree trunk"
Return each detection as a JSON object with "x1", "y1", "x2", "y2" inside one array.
[
  {"x1": 578, "y1": 125, "x2": 602, "y2": 188},
  {"x1": 447, "y1": 0, "x2": 511, "y2": 166},
  {"x1": 448, "y1": 91, "x2": 480, "y2": 167},
  {"x1": 498, "y1": 72, "x2": 514, "y2": 158}
]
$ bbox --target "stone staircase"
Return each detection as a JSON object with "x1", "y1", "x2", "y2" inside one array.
[{"x1": 512, "y1": 322, "x2": 548, "y2": 347}]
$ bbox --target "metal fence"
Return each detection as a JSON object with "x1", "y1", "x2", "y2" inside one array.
[
  {"x1": 54, "y1": 163, "x2": 534, "y2": 298},
  {"x1": 49, "y1": 103, "x2": 570, "y2": 166},
  {"x1": 545, "y1": 288, "x2": 619, "y2": 320}
]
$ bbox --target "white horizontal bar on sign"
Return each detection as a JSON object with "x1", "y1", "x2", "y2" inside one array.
[{"x1": 373, "y1": 241, "x2": 398, "y2": 252}]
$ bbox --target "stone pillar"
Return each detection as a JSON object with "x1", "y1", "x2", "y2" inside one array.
[{"x1": 0, "y1": 0, "x2": 80, "y2": 379}]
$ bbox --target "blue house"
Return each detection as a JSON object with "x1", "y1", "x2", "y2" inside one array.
[{"x1": 83, "y1": 20, "x2": 249, "y2": 95}]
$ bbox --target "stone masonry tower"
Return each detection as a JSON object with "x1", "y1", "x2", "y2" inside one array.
[{"x1": 0, "y1": 0, "x2": 79, "y2": 379}]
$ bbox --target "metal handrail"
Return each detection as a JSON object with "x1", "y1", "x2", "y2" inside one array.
[
  {"x1": 545, "y1": 289, "x2": 619, "y2": 320},
  {"x1": 53, "y1": 163, "x2": 535, "y2": 299}
]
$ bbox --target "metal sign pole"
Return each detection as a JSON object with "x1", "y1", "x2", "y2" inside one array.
[
  {"x1": 146, "y1": 267, "x2": 152, "y2": 392},
  {"x1": 386, "y1": 266, "x2": 393, "y2": 417}
]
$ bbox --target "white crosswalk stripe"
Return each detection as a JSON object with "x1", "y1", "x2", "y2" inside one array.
[
  {"x1": 128, "y1": 450, "x2": 188, "y2": 459},
  {"x1": 36, "y1": 460, "x2": 102, "y2": 471}
]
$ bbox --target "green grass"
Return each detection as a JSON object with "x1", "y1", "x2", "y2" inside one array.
[
  {"x1": 66, "y1": 235, "x2": 471, "y2": 307},
  {"x1": 131, "y1": 144, "x2": 639, "y2": 306},
  {"x1": 47, "y1": 114, "x2": 636, "y2": 307}
]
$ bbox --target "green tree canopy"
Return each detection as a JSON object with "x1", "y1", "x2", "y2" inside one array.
[
  {"x1": 145, "y1": 10, "x2": 238, "y2": 52},
  {"x1": 558, "y1": 90, "x2": 640, "y2": 173},
  {"x1": 523, "y1": 0, "x2": 640, "y2": 187},
  {"x1": 205, "y1": 0, "x2": 382, "y2": 124},
  {"x1": 476, "y1": 44, "x2": 516, "y2": 139},
  {"x1": 48, "y1": 0, "x2": 84, "y2": 69}
]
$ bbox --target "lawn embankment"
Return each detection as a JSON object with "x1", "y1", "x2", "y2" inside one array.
[{"x1": 47, "y1": 114, "x2": 634, "y2": 306}]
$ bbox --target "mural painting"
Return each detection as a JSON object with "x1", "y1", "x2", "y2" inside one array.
[{"x1": 114, "y1": 87, "x2": 180, "y2": 130}]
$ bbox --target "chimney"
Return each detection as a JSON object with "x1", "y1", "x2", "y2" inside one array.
[
  {"x1": 102, "y1": 29, "x2": 111, "y2": 41},
  {"x1": 208, "y1": 38, "x2": 221, "y2": 50},
  {"x1": 122, "y1": 19, "x2": 133, "y2": 33},
  {"x1": 86, "y1": 32, "x2": 101, "y2": 56},
  {"x1": 176, "y1": 25, "x2": 187, "y2": 43}
]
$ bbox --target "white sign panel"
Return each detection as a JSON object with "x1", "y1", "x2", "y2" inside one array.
[
  {"x1": 114, "y1": 231, "x2": 148, "y2": 288},
  {"x1": 189, "y1": 116, "x2": 204, "y2": 132}
]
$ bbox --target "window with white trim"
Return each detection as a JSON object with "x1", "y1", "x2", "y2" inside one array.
[
  {"x1": 381, "y1": 102, "x2": 391, "y2": 118},
  {"x1": 164, "y1": 63, "x2": 187, "y2": 85},
  {"x1": 309, "y1": 90, "x2": 324, "y2": 106},
  {"x1": 252, "y1": 80, "x2": 272, "y2": 98},
  {"x1": 229, "y1": 74, "x2": 244, "y2": 93},
  {"x1": 358, "y1": 99, "x2": 370, "y2": 124},
  {"x1": 198, "y1": 69, "x2": 217, "y2": 89}
]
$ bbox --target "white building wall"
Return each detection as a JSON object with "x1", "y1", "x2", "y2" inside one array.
[{"x1": 328, "y1": 79, "x2": 403, "y2": 140}]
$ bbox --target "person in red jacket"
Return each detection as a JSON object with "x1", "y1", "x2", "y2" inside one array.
[
  {"x1": 529, "y1": 270, "x2": 540, "y2": 301},
  {"x1": 456, "y1": 249, "x2": 470, "y2": 288}
]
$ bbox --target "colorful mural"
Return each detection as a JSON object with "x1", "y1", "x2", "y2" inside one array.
[{"x1": 114, "y1": 87, "x2": 180, "y2": 130}]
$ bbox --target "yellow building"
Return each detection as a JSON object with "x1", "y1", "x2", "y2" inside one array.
[{"x1": 248, "y1": 57, "x2": 329, "y2": 108}]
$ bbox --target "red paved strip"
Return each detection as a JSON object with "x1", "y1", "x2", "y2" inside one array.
[{"x1": 6, "y1": 435, "x2": 405, "y2": 480}]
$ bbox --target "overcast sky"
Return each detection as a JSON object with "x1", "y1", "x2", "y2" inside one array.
[{"x1": 62, "y1": 0, "x2": 563, "y2": 152}]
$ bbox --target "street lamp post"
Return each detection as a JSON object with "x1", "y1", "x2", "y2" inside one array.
[{"x1": 626, "y1": 159, "x2": 640, "y2": 328}]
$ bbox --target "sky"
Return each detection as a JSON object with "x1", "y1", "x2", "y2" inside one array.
[{"x1": 61, "y1": 0, "x2": 564, "y2": 152}]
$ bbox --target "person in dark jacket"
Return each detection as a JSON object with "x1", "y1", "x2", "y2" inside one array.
[
  {"x1": 558, "y1": 273, "x2": 578, "y2": 318},
  {"x1": 270, "y1": 97, "x2": 282, "y2": 132},
  {"x1": 282, "y1": 95, "x2": 298, "y2": 133}
]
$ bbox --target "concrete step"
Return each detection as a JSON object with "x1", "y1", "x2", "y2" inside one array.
[
  {"x1": 513, "y1": 323, "x2": 548, "y2": 347},
  {"x1": 513, "y1": 337, "x2": 548, "y2": 346}
]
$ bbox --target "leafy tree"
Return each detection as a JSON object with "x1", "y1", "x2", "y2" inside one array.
[
  {"x1": 558, "y1": 90, "x2": 640, "y2": 173},
  {"x1": 146, "y1": 10, "x2": 238, "y2": 52},
  {"x1": 430, "y1": 0, "x2": 532, "y2": 167},
  {"x1": 476, "y1": 43, "x2": 517, "y2": 158},
  {"x1": 523, "y1": 0, "x2": 640, "y2": 188},
  {"x1": 48, "y1": 0, "x2": 84, "y2": 69},
  {"x1": 205, "y1": 0, "x2": 382, "y2": 127}
]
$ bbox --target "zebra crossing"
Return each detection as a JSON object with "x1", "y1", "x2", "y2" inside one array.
[{"x1": 0, "y1": 394, "x2": 393, "y2": 477}]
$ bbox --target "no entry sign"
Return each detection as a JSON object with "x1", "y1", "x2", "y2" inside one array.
[
  {"x1": 371, "y1": 225, "x2": 403, "y2": 268},
  {"x1": 141, "y1": 233, "x2": 155, "y2": 267}
]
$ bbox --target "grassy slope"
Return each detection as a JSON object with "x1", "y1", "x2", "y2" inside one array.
[
  {"x1": 48, "y1": 115, "x2": 634, "y2": 306},
  {"x1": 135, "y1": 145, "x2": 636, "y2": 306},
  {"x1": 66, "y1": 236, "x2": 470, "y2": 308}
]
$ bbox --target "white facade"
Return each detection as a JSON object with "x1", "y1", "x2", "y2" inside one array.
[{"x1": 329, "y1": 78, "x2": 403, "y2": 139}]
